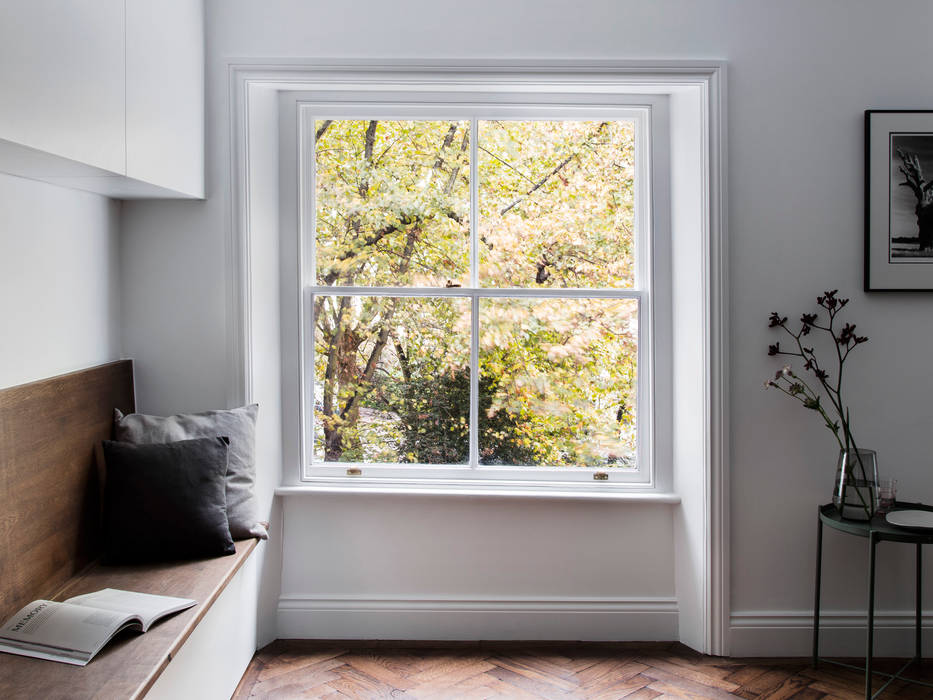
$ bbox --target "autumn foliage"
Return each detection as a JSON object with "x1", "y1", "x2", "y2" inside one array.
[{"x1": 312, "y1": 118, "x2": 638, "y2": 467}]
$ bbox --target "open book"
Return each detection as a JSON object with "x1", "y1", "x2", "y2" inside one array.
[{"x1": 0, "y1": 589, "x2": 196, "y2": 666}]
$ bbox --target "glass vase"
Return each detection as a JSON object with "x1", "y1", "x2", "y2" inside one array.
[{"x1": 833, "y1": 448, "x2": 879, "y2": 520}]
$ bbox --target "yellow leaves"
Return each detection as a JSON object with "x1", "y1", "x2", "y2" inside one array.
[
  {"x1": 314, "y1": 119, "x2": 471, "y2": 287},
  {"x1": 545, "y1": 344, "x2": 572, "y2": 362},
  {"x1": 544, "y1": 342, "x2": 589, "y2": 365},
  {"x1": 471, "y1": 295, "x2": 638, "y2": 464},
  {"x1": 476, "y1": 119, "x2": 636, "y2": 289},
  {"x1": 310, "y1": 118, "x2": 641, "y2": 467}
]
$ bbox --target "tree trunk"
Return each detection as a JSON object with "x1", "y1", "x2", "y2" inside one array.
[
  {"x1": 917, "y1": 200, "x2": 933, "y2": 251},
  {"x1": 324, "y1": 425, "x2": 343, "y2": 462},
  {"x1": 897, "y1": 148, "x2": 933, "y2": 251}
]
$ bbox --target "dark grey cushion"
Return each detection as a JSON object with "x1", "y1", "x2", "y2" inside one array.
[
  {"x1": 101, "y1": 437, "x2": 236, "y2": 563},
  {"x1": 114, "y1": 404, "x2": 267, "y2": 540}
]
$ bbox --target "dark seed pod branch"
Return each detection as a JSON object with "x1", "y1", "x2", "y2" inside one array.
[{"x1": 764, "y1": 290, "x2": 869, "y2": 483}]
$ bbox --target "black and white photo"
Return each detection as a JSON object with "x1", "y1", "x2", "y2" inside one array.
[
  {"x1": 866, "y1": 110, "x2": 933, "y2": 290},
  {"x1": 889, "y1": 133, "x2": 933, "y2": 260}
]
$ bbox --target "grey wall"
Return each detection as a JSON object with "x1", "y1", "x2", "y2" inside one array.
[
  {"x1": 118, "y1": 0, "x2": 933, "y2": 653},
  {"x1": 0, "y1": 172, "x2": 121, "y2": 389}
]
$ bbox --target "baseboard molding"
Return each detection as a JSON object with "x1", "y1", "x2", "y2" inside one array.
[
  {"x1": 278, "y1": 595, "x2": 678, "y2": 641},
  {"x1": 731, "y1": 610, "x2": 933, "y2": 657}
]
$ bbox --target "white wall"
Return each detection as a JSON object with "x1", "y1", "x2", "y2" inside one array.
[
  {"x1": 0, "y1": 172, "x2": 121, "y2": 389},
  {"x1": 279, "y1": 496, "x2": 677, "y2": 640},
  {"x1": 119, "y1": 0, "x2": 933, "y2": 654}
]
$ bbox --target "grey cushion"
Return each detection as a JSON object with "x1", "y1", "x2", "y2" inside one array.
[{"x1": 114, "y1": 404, "x2": 267, "y2": 540}]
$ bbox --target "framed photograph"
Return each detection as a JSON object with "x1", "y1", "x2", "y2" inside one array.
[{"x1": 865, "y1": 110, "x2": 933, "y2": 291}]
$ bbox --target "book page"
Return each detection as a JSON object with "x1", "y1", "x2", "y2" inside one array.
[
  {"x1": 65, "y1": 589, "x2": 196, "y2": 630},
  {"x1": 0, "y1": 600, "x2": 134, "y2": 664}
]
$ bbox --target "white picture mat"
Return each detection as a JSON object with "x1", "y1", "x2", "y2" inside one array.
[{"x1": 867, "y1": 111, "x2": 933, "y2": 290}]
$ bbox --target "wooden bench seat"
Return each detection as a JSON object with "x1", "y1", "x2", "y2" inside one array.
[
  {"x1": 0, "y1": 361, "x2": 263, "y2": 699},
  {"x1": 0, "y1": 539, "x2": 258, "y2": 699}
]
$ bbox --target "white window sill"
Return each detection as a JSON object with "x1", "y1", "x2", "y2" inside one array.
[{"x1": 275, "y1": 482, "x2": 681, "y2": 503}]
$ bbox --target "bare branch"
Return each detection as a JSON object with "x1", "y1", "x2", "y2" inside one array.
[
  {"x1": 315, "y1": 120, "x2": 333, "y2": 141},
  {"x1": 319, "y1": 216, "x2": 414, "y2": 286},
  {"x1": 340, "y1": 304, "x2": 397, "y2": 420},
  {"x1": 432, "y1": 124, "x2": 458, "y2": 175},
  {"x1": 478, "y1": 145, "x2": 535, "y2": 185},
  {"x1": 500, "y1": 153, "x2": 575, "y2": 216},
  {"x1": 444, "y1": 129, "x2": 470, "y2": 195},
  {"x1": 498, "y1": 122, "x2": 610, "y2": 216},
  {"x1": 364, "y1": 120, "x2": 378, "y2": 164},
  {"x1": 373, "y1": 135, "x2": 404, "y2": 166},
  {"x1": 334, "y1": 224, "x2": 422, "y2": 421},
  {"x1": 394, "y1": 340, "x2": 411, "y2": 383},
  {"x1": 897, "y1": 148, "x2": 928, "y2": 202},
  {"x1": 357, "y1": 120, "x2": 379, "y2": 197},
  {"x1": 322, "y1": 296, "x2": 350, "y2": 418},
  {"x1": 319, "y1": 211, "x2": 460, "y2": 286}
]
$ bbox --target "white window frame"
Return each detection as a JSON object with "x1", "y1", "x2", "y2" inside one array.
[{"x1": 286, "y1": 89, "x2": 672, "y2": 490}]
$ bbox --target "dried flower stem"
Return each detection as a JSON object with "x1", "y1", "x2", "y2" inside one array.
[
  {"x1": 766, "y1": 291, "x2": 871, "y2": 516},
  {"x1": 767, "y1": 372, "x2": 845, "y2": 451}
]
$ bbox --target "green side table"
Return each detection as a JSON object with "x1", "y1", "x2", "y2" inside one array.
[{"x1": 814, "y1": 501, "x2": 933, "y2": 699}]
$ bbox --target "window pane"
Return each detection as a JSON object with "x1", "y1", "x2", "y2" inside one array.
[
  {"x1": 314, "y1": 120, "x2": 471, "y2": 287},
  {"x1": 478, "y1": 120, "x2": 636, "y2": 289},
  {"x1": 313, "y1": 296, "x2": 470, "y2": 463},
  {"x1": 479, "y1": 297, "x2": 638, "y2": 467}
]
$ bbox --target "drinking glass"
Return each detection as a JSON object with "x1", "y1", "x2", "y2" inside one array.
[{"x1": 878, "y1": 478, "x2": 897, "y2": 513}]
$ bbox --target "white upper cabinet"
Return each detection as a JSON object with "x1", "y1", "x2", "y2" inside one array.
[
  {"x1": 0, "y1": 1, "x2": 204, "y2": 199},
  {"x1": 0, "y1": 1, "x2": 125, "y2": 173},
  {"x1": 126, "y1": 0, "x2": 204, "y2": 198}
]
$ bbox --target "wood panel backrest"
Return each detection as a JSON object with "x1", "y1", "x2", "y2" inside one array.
[{"x1": 0, "y1": 361, "x2": 135, "y2": 623}]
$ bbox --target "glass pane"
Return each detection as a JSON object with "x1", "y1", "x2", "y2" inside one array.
[
  {"x1": 479, "y1": 297, "x2": 638, "y2": 467},
  {"x1": 313, "y1": 296, "x2": 470, "y2": 463},
  {"x1": 314, "y1": 120, "x2": 471, "y2": 287},
  {"x1": 478, "y1": 120, "x2": 636, "y2": 288}
]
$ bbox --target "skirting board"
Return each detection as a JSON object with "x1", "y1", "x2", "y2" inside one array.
[
  {"x1": 731, "y1": 611, "x2": 933, "y2": 657},
  {"x1": 277, "y1": 596, "x2": 678, "y2": 641}
]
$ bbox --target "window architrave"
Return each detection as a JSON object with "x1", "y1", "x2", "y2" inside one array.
[{"x1": 228, "y1": 60, "x2": 728, "y2": 654}]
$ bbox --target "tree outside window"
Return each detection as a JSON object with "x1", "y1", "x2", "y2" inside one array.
[{"x1": 309, "y1": 118, "x2": 640, "y2": 470}]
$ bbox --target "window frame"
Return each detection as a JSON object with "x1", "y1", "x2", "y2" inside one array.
[
  {"x1": 286, "y1": 89, "x2": 671, "y2": 490},
  {"x1": 233, "y1": 61, "x2": 726, "y2": 652}
]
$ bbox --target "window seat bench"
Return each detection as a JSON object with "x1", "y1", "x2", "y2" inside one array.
[
  {"x1": 0, "y1": 361, "x2": 264, "y2": 699},
  {"x1": 0, "y1": 538, "x2": 260, "y2": 700}
]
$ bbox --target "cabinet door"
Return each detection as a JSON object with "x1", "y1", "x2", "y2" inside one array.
[
  {"x1": 125, "y1": 0, "x2": 204, "y2": 198},
  {"x1": 0, "y1": 0, "x2": 126, "y2": 174}
]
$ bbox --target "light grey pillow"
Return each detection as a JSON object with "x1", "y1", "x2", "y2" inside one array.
[{"x1": 113, "y1": 404, "x2": 267, "y2": 540}]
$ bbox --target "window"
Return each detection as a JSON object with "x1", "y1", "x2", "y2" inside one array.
[
  {"x1": 296, "y1": 96, "x2": 664, "y2": 487},
  {"x1": 239, "y1": 62, "x2": 721, "y2": 651}
]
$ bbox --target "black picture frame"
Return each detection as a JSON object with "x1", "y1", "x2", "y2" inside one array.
[{"x1": 865, "y1": 110, "x2": 933, "y2": 292}]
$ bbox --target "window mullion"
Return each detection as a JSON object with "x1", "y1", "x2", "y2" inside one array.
[
  {"x1": 470, "y1": 294, "x2": 479, "y2": 469},
  {"x1": 470, "y1": 117, "x2": 479, "y2": 289},
  {"x1": 469, "y1": 117, "x2": 479, "y2": 469}
]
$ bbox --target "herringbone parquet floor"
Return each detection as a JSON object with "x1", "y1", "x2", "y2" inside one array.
[{"x1": 232, "y1": 641, "x2": 933, "y2": 699}]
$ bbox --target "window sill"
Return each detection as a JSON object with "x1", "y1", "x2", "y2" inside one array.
[{"x1": 275, "y1": 482, "x2": 681, "y2": 503}]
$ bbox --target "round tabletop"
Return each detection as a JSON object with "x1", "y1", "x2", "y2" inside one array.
[{"x1": 820, "y1": 501, "x2": 933, "y2": 543}]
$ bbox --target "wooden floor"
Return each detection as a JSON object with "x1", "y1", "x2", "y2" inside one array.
[{"x1": 232, "y1": 641, "x2": 933, "y2": 699}]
